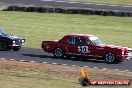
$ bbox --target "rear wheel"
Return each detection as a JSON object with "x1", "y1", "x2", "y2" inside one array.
[{"x1": 53, "y1": 48, "x2": 64, "y2": 58}]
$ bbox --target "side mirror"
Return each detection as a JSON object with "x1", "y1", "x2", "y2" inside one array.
[{"x1": 87, "y1": 42, "x2": 93, "y2": 45}]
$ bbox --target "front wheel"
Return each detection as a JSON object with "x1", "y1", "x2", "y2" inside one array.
[
  {"x1": 12, "y1": 47, "x2": 21, "y2": 51},
  {"x1": 105, "y1": 53, "x2": 116, "y2": 64},
  {"x1": 0, "y1": 42, "x2": 11, "y2": 51},
  {"x1": 53, "y1": 48, "x2": 64, "y2": 58}
]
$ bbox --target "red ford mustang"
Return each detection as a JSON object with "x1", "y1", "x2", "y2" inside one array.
[{"x1": 41, "y1": 34, "x2": 132, "y2": 63}]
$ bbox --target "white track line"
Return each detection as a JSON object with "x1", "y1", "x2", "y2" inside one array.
[
  {"x1": 109, "y1": 5, "x2": 119, "y2": 6},
  {"x1": 102, "y1": 68, "x2": 107, "y2": 70},
  {"x1": 120, "y1": 71, "x2": 125, "y2": 72},
  {"x1": 68, "y1": 2, "x2": 79, "y2": 4},
  {"x1": 96, "y1": 4, "x2": 106, "y2": 6},
  {"x1": 83, "y1": 3, "x2": 93, "y2": 5},
  {"x1": 62, "y1": 64, "x2": 67, "y2": 66},
  {"x1": 72, "y1": 65, "x2": 76, "y2": 66},
  {"x1": 55, "y1": 1, "x2": 66, "y2": 3},
  {"x1": 30, "y1": 61, "x2": 35, "y2": 63},
  {"x1": 114, "y1": 69, "x2": 119, "y2": 71},
  {"x1": 10, "y1": 59, "x2": 15, "y2": 61},
  {"x1": 41, "y1": 0, "x2": 53, "y2": 1},
  {"x1": 93, "y1": 67, "x2": 98, "y2": 69},
  {"x1": 83, "y1": 66, "x2": 88, "y2": 68},
  {"x1": 0, "y1": 57, "x2": 132, "y2": 73},
  {"x1": 1, "y1": 58, "x2": 5, "y2": 60},
  {"x1": 123, "y1": 6, "x2": 132, "y2": 7},
  {"x1": 43, "y1": 62, "x2": 47, "y2": 64},
  {"x1": 124, "y1": 70, "x2": 129, "y2": 72},
  {"x1": 20, "y1": 60, "x2": 26, "y2": 62},
  {"x1": 41, "y1": 0, "x2": 132, "y2": 8},
  {"x1": 52, "y1": 63, "x2": 57, "y2": 65}
]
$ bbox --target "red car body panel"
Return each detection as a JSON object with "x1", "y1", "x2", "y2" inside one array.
[{"x1": 41, "y1": 34, "x2": 131, "y2": 62}]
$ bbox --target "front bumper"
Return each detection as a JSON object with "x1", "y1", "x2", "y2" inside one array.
[
  {"x1": 117, "y1": 53, "x2": 132, "y2": 61},
  {"x1": 126, "y1": 48, "x2": 132, "y2": 60},
  {"x1": 12, "y1": 43, "x2": 24, "y2": 47},
  {"x1": 11, "y1": 39, "x2": 25, "y2": 47},
  {"x1": 126, "y1": 52, "x2": 132, "y2": 60}
]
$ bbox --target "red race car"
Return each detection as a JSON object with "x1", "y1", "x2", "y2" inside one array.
[{"x1": 41, "y1": 34, "x2": 132, "y2": 63}]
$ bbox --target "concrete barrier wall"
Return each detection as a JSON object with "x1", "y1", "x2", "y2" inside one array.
[{"x1": 4, "y1": 6, "x2": 132, "y2": 17}]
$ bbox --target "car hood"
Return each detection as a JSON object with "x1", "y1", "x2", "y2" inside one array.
[
  {"x1": 8, "y1": 35, "x2": 24, "y2": 40},
  {"x1": 98, "y1": 44, "x2": 128, "y2": 50}
]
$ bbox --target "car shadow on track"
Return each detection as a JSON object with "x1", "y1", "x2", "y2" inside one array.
[{"x1": 22, "y1": 54, "x2": 106, "y2": 63}]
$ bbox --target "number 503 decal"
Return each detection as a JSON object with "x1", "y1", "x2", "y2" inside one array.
[{"x1": 78, "y1": 46, "x2": 90, "y2": 53}]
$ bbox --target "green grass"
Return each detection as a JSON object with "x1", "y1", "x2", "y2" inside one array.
[
  {"x1": 69, "y1": 0, "x2": 132, "y2": 5},
  {"x1": 0, "y1": 74, "x2": 131, "y2": 88},
  {"x1": 0, "y1": 75, "x2": 79, "y2": 88},
  {"x1": 0, "y1": 62, "x2": 131, "y2": 88},
  {"x1": 0, "y1": 11, "x2": 132, "y2": 49}
]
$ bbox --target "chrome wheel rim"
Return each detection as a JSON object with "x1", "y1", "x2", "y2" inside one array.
[
  {"x1": 106, "y1": 53, "x2": 114, "y2": 63},
  {"x1": 54, "y1": 48, "x2": 63, "y2": 57}
]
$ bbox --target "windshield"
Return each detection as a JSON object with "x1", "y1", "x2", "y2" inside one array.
[
  {"x1": 89, "y1": 37, "x2": 103, "y2": 45},
  {"x1": 0, "y1": 27, "x2": 8, "y2": 37}
]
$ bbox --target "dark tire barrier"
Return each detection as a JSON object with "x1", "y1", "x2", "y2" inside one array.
[
  {"x1": 17, "y1": 7, "x2": 27, "y2": 11},
  {"x1": 26, "y1": 7, "x2": 36, "y2": 12},
  {"x1": 4, "y1": 6, "x2": 132, "y2": 17}
]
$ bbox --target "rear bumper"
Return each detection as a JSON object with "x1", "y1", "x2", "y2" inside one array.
[{"x1": 41, "y1": 44, "x2": 53, "y2": 53}]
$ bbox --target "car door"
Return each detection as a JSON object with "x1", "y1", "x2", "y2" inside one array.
[
  {"x1": 66, "y1": 36, "x2": 79, "y2": 55},
  {"x1": 66, "y1": 36, "x2": 90, "y2": 56},
  {"x1": 77, "y1": 37, "x2": 91, "y2": 56}
]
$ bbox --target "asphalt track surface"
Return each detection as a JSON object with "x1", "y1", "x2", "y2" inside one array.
[
  {"x1": 0, "y1": 48, "x2": 132, "y2": 72},
  {"x1": 0, "y1": 0, "x2": 132, "y2": 11}
]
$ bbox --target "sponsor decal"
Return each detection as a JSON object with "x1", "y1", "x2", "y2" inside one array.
[
  {"x1": 79, "y1": 67, "x2": 131, "y2": 86},
  {"x1": 78, "y1": 46, "x2": 90, "y2": 53}
]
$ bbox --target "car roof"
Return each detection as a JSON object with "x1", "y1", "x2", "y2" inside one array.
[{"x1": 66, "y1": 33, "x2": 94, "y2": 38}]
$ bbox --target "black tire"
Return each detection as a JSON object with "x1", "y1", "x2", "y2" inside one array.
[
  {"x1": 53, "y1": 48, "x2": 64, "y2": 58},
  {"x1": 105, "y1": 53, "x2": 116, "y2": 64},
  {"x1": 116, "y1": 60, "x2": 122, "y2": 64},
  {"x1": 65, "y1": 55, "x2": 71, "y2": 59},
  {"x1": 79, "y1": 77, "x2": 91, "y2": 86},
  {"x1": 0, "y1": 42, "x2": 10, "y2": 51},
  {"x1": 12, "y1": 47, "x2": 21, "y2": 51}
]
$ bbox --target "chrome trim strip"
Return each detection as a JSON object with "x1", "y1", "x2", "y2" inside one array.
[{"x1": 66, "y1": 53, "x2": 103, "y2": 57}]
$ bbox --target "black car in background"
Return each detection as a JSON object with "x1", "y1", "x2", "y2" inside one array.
[{"x1": 0, "y1": 27, "x2": 25, "y2": 51}]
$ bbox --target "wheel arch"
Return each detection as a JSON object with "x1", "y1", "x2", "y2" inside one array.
[
  {"x1": 52, "y1": 47, "x2": 66, "y2": 53},
  {"x1": 103, "y1": 51, "x2": 117, "y2": 59}
]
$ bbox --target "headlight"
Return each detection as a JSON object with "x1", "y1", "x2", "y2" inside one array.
[
  {"x1": 122, "y1": 51, "x2": 124, "y2": 55},
  {"x1": 13, "y1": 41, "x2": 15, "y2": 44},
  {"x1": 21, "y1": 40, "x2": 25, "y2": 43}
]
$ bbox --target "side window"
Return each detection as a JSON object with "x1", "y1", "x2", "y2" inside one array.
[
  {"x1": 75, "y1": 37, "x2": 86, "y2": 45},
  {"x1": 68, "y1": 37, "x2": 72, "y2": 44},
  {"x1": 68, "y1": 36, "x2": 86, "y2": 45},
  {"x1": 68, "y1": 37, "x2": 75, "y2": 44}
]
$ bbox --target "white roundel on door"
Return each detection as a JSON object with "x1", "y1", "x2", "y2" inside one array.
[{"x1": 78, "y1": 46, "x2": 89, "y2": 53}]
